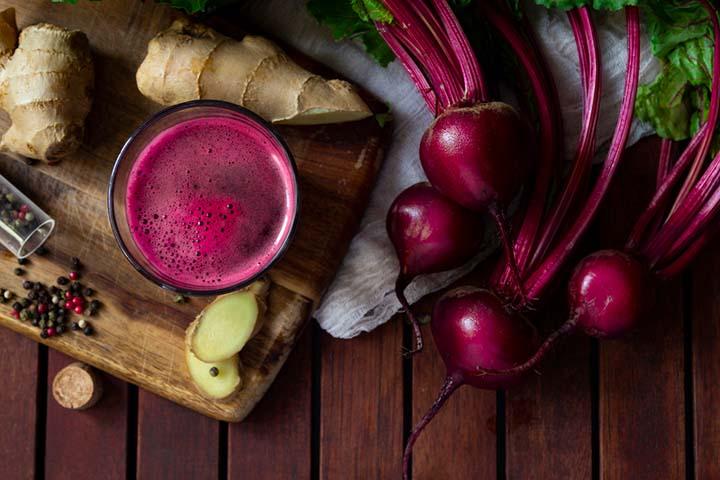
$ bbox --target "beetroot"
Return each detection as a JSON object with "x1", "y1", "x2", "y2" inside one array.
[
  {"x1": 420, "y1": 103, "x2": 532, "y2": 210},
  {"x1": 387, "y1": 183, "x2": 484, "y2": 353},
  {"x1": 568, "y1": 250, "x2": 648, "y2": 339},
  {"x1": 402, "y1": 286, "x2": 538, "y2": 479}
]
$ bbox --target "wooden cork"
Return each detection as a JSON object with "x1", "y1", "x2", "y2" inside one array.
[{"x1": 52, "y1": 362, "x2": 103, "y2": 410}]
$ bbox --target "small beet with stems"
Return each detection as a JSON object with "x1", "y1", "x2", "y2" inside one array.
[
  {"x1": 402, "y1": 287, "x2": 538, "y2": 478},
  {"x1": 387, "y1": 182, "x2": 484, "y2": 354}
]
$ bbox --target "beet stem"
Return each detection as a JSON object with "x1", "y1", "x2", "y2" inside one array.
[
  {"x1": 527, "y1": 6, "x2": 641, "y2": 299},
  {"x1": 480, "y1": 2, "x2": 562, "y2": 290},
  {"x1": 403, "y1": 374, "x2": 462, "y2": 480},
  {"x1": 529, "y1": 7, "x2": 602, "y2": 268},
  {"x1": 625, "y1": 124, "x2": 709, "y2": 251},
  {"x1": 395, "y1": 276, "x2": 424, "y2": 355},
  {"x1": 475, "y1": 317, "x2": 578, "y2": 376},
  {"x1": 490, "y1": 204, "x2": 527, "y2": 305}
]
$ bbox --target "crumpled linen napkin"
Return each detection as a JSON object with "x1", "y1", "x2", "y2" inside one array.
[{"x1": 242, "y1": 0, "x2": 661, "y2": 338}]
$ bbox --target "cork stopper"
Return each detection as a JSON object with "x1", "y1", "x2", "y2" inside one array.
[{"x1": 52, "y1": 362, "x2": 103, "y2": 410}]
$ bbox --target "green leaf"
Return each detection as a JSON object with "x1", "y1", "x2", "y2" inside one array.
[
  {"x1": 533, "y1": 0, "x2": 637, "y2": 11},
  {"x1": 635, "y1": 0, "x2": 717, "y2": 142},
  {"x1": 307, "y1": 0, "x2": 394, "y2": 67}
]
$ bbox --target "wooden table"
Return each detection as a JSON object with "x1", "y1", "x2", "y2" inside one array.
[{"x1": 1, "y1": 137, "x2": 718, "y2": 479}]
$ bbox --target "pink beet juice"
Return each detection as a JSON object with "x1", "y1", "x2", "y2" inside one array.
[{"x1": 124, "y1": 115, "x2": 297, "y2": 291}]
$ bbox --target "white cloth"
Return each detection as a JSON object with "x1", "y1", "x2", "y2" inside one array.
[{"x1": 242, "y1": 0, "x2": 661, "y2": 338}]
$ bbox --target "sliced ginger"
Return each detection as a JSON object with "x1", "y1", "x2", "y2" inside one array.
[
  {"x1": 185, "y1": 349, "x2": 242, "y2": 400},
  {"x1": 186, "y1": 278, "x2": 269, "y2": 363},
  {"x1": 136, "y1": 19, "x2": 371, "y2": 125}
]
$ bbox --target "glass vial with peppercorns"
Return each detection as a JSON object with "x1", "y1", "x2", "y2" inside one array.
[{"x1": 0, "y1": 174, "x2": 55, "y2": 259}]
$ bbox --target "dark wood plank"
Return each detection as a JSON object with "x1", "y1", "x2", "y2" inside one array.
[
  {"x1": 320, "y1": 320, "x2": 404, "y2": 479},
  {"x1": 412, "y1": 322, "x2": 497, "y2": 480},
  {"x1": 597, "y1": 138, "x2": 685, "y2": 479},
  {"x1": 137, "y1": 393, "x2": 219, "y2": 480},
  {"x1": 691, "y1": 246, "x2": 720, "y2": 479},
  {"x1": 0, "y1": 330, "x2": 39, "y2": 480},
  {"x1": 228, "y1": 327, "x2": 313, "y2": 479},
  {"x1": 506, "y1": 299, "x2": 592, "y2": 479},
  {"x1": 45, "y1": 350, "x2": 127, "y2": 480}
]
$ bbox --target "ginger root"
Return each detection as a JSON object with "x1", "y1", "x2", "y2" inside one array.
[
  {"x1": 0, "y1": 9, "x2": 94, "y2": 162},
  {"x1": 185, "y1": 349, "x2": 242, "y2": 400},
  {"x1": 136, "y1": 19, "x2": 372, "y2": 125},
  {"x1": 186, "y1": 278, "x2": 269, "y2": 363}
]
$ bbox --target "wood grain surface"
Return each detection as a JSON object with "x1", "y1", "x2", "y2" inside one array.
[{"x1": 0, "y1": 0, "x2": 387, "y2": 422}]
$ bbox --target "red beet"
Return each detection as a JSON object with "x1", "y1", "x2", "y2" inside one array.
[
  {"x1": 403, "y1": 287, "x2": 538, "y2": 478},
  {"x1": 420, "y1": 103, "x2": 531, "y2": 211},
  {"x1": 387, "y1": 183, "x2": 484, "y2": 353}
]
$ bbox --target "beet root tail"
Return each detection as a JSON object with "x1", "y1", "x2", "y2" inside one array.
[{"x1": 403, "y1": 374, "x2": 462, "y2": 480}]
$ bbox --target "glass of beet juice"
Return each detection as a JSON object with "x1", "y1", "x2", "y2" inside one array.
[{"x1": 108, "y1": 100, "x2": 298, "y2": 295}]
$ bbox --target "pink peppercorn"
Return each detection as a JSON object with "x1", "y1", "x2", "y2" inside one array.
[
  {"x1": 73, "y1": 305, "x2": 84, "y2": 315},
  {"x1": 46, "y1": 327, "x2": 56, "y2": 337},
  {"x1": 64, "y1": 300, "x2": 73, "y2": 310},
  {"x1": 69, "y1": 271, "x2": 79, "y2": 281}
]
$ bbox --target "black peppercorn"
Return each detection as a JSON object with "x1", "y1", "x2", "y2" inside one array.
[
  {"x1": 13, "y1": 267, "x2": 23, "y2": 276},
  {"x1": 56, "y1": 325, "x2": 64, "y2": 335},
  {"x1": 71, "y1": 257, "x2": 81, "y2": 270},
  {"x1": 11, "y1": 302, "x2": 21, "y2": 312},
  {"x1": 22, "y1": 280, "x2": 33, "y2": 290},
  {"x1": 83, "y1": 325, "x2": 93, "y2": 336},
  {"x1": 17, "y1": 257, "x2": 27, "y2": 265},
  {"x1": 40, "y1": 329, "x2": 48, "y2": 339},
  {"x1": 71, "y1": 321, "x2": 80, "y2": 331},
  {"x1": 31, "y1": 318, "x2": 39, "y2": 327},
  {"x1": 57, "y1": 276, "x2": 69, "y2": 285},
  {"x1": 90, "y1": 300, "x2": 100, "y2": 310},
  {"x1": 209, "y1": 367, "x2": 219, "y2": 377},
  {"x1": 32, "y1": 282, "x2": 41, "y2": 291},
  {"x1": 27, "y1": 290, "x2": 37, "y2": 301},
  {"x1": 83, "y1": 287, "x2": 94, "y2": 297},
  {"x1": 71, "y1": 282, "x2": 80, "y2": 293}
]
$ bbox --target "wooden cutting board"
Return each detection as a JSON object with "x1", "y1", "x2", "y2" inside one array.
[{"x1": 0, "y1": 1, "x2": 389, "y2": 421}]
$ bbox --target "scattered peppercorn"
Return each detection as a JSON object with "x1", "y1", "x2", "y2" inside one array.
[
  {"x1": 71, "y1": 322, "x2": 80, "y2": 331},
  {"x1": 173, "y1": 295, "x2": 187, "y2": 304},
  {"x1": 13, "y1": 267, "x2": 23, "y2": 276},
  {"x1": 22, "y1": 280, "x2": 32, "y2": 290},
  {"x1": 71, "y1": 257, "x2": 81, "y2": 270},
  {"x1": 83, "y1": 324, "x2": 93, "y2": 336},
  {"x1": 3, "y1": 290, "x2": 12, "y2": 300},
  {"x1": 11, "y1": 302, "x2": 21, "y2": 312},
  {"x1": 209, "y1": 367, "x2": 219, "y2": 377},
  {"x1": 90, "y1": 300, "x2": 100, "y2": 310},
  {"x1": 31, "y1": 318, "x2": 39, "y2": 327},
  {"x1": 68, "y1": 271, "x2": 79, "y2": 281},
  {"x1": 17, "y1": 257, "x2": 27, "y2": 265},
  {"x1": 83, "y1": 287, "x2": 93, "y2": 297},
  {"x1": 78, "y1": 319, "x2": 87, "y2": 329},
  {"x1": 27, "y1": 290, "x2": 37, "y2": 301},
  {"x1": 56, "y1": 325, "x2": 64, "y2": 334},
  {"x1": 57, "y1": 276, "x2": 69, "y2": 285},
  {"x1": 40, "y1": 329, "x2": 48, "y2": 339}
]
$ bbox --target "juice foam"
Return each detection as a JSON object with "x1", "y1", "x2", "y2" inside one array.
[{"x1": 126, "y1": 116, "x2": 295, "y2": 290}]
